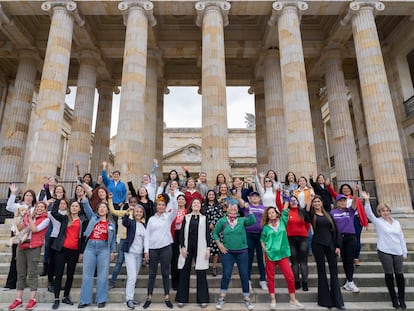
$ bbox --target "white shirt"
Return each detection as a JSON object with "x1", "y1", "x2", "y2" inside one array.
[
  {"x1": 144, "y1": 196, "x2": 178, "y2": 252},
  {"x1": 364, "y1": 202, "x2": 407, "y2": 257},
  {"x1": 129, "y1": 222, "x2": 146, "y2": 254}
]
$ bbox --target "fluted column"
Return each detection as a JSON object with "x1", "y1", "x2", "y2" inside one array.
[
  {"x1": 65, "y1": 50, "x2": 97, "y2": 180},
  {"x1": 155, "y1": 80, "x2": 167, "y2": 177},
  {"x1": 270, "y1": 1, "x2": 317, "y2": 177},
  {"x1": 349, "y1": 0, "x2": 411, "y2": 211},
  {"x1": 347, "y1": 79, "x2": 374, "y2": 181},
  {"x1": 324, "y1": 48, "x2": 359, "y2": 183},
  {"x1": 196, "y1": 0, "x2": 231, "y2": 181},
  {"x1": 0, "y1": 50, "x2": 38, "y2": 188},
  {"x1": 143, "y1": 49, "x2": 161, "y2": 173},
  {"x1": 26, "y1": 1, "x2": 78, "y2": 189},
  {"x1": 117, "y1": 1, "x2": 156, "y2": 178},
  {"x1": 90, "y1": 81, "x2": 114, "y2": 179},
  {"x1": 308, "y1": 81, "x2": 329, "y2": 175},
  {"x1": 263, "y1": 49, "x2": 287, "y2": 174},
  {"x1": 252, "y1": 81, "x2": 267, "y2": 172}
]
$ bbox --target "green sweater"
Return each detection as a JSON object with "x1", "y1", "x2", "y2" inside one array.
[
  {"x1": 260, "y1": 209, "x2": 291, "y2": 261},
  {"x1": 212, "y1": 213, "x2": 255, "y2": 251}
]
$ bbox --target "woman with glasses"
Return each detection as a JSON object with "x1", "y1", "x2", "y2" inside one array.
[{"x1": 253, "y1": 168, "x2": 279, "y2": 208}]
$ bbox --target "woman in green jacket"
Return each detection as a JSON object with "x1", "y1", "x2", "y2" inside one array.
[
  {"x1": 261, "y1": 201, "x2": 304, "y2": 310},
  {"x1": 212, "y1": 199, "x2": 255, "y2": 310}
]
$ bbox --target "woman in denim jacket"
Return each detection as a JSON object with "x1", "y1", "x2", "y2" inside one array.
[{"x1": 77, "y1": 198, "x2": 116, "y2": 309}]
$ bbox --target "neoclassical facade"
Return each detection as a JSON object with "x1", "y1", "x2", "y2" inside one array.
[{"x1": 0, "y1": 0, "x2": 413, "y2": 213}]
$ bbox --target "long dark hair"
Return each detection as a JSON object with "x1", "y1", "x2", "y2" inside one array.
[
  {"x1": 310, "y1": 195, "x2": 335, "y2": 231},
  {"x1": 339, "y1": 183, "x2": 353, "y2": 196},
  {"x1": 163, "y1": 170, "x2": 180, "y2": 193},
  {"x1": 21, "y1": 189, "x2": 36, "y2": 207}
]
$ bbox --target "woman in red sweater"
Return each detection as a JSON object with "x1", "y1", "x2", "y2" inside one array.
[
  {"x1": 286, "y1": 195, "x2": 311, "y2": 291},
  {"x1": 184, "y1": 177, "x2": 204, "y2": 209}
]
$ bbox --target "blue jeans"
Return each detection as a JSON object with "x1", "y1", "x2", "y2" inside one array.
[
  {"x1": 246, "y1": 232, "x2": 266, "y2": 281},
  {"x1": 111, "y1": 239, "x2": 125, "y2": 282},
  {"x1": 80, "y1": 240, "x2": 110, "y2": 304},
  {"x1": 220, "y1": 251, "x2": 250, "y2": 296}
]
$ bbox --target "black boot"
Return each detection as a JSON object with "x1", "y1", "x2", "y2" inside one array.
[
  {"x1": 302, "y1": 282, "x2": 308, "y2": 291},
  {"x1": 396, "y1": 273, "x2": 406, "y2": 310},
  {"x1": 385, "y1": 273, "x2": 399, "y2": 309},
  {"x1": 40, "y1": 262, "x2": 48, "y2": 277}
]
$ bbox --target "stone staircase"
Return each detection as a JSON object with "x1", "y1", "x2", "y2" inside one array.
[{"x1": 0, "y1": 218, "x2": 413, "y2": 311}]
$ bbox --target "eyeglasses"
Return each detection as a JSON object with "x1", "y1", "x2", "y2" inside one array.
[{"x1": 265, "y1": 179, "x2": 272, "y2": 183}]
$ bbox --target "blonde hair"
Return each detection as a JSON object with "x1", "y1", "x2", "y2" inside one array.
[{"x1": 377, "y1": 203, "x2": 391, "y2": 214}]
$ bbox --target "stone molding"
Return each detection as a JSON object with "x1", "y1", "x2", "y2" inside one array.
[
  {"x1": 195, "y1": 1, "x2": 231, "y2": 27},
  {"x1": 118, "y1": 0, "x2": 156, "y2": 27},
  {"x1": 268, "y1": 0, "x2": 308, "y2": 26},
  {"x1": 41, "y1": 1, "x2": 84, "y2": 26}
]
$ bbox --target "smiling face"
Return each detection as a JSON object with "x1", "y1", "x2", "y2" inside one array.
[
  {"x1": 134, "y1": 207, "x2": 144, "y2": 221},
  {"x1": 35, "y1": 202, "x2": 47, "y2": 215},
  {"x1": 177, "y1": 195, "x2": 186, "y2": 207},
  {"x1": 23, "y1": 191, "x2": 34, "y2": 205},
  {"x1": 97, "y1": 202, "x2": 109, "y2": 217},
  {"x1": 169, "y1": 170, "x2": 178, "y2": 180},
  {"x1": 298, "y1": 177, "x2": 307, "y2": 188},
  {"x1": 311, "y1": 197, "x2": 323, "y2": 210},
  {"x1": 59, "y1": 199, "x2": 68, "y2": 211},
  {"x1": 55, "y1": 185, "x2": 64, "y2": 198},
  {"x1": 138, "y1": 186, "x2": 148, "y2": 197},
  {"x1": 227, "y1": 203, "x2": 238, "y2": 214},
  {"x1": 186, "y1": 178, "x2": 195, "y2": 189},
  {"x1": 207, "y1": 191, "x2": 216, "y2": 202},
  {"x1": 156, "y1": 200, "x2": 167, "y2": 214},
  {"x1": 341, "y1": 184, "x2": 352, "y2": 196},
  {"x1": 267, "y1": 207, "x2": 279, "y2": 221},
  {"x1": 190, "y1": 199, "x2": 202, "y2": 213},
  {"x1": 98, "y1": 188, "x2": 107, "y2": 200},
  {"x1": 337, "y1": 198, "x2": 348, "y2": 209},
  {"x1": 219, "y1": 183, "x2": 228, "y2": 195},
  {"x1": 290, "y1": 196, "x2": 298, "y2": 208}
]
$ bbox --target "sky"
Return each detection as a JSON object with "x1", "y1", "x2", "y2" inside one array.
[{"x1": 66, "y1": 86, "x2": 255, "y2": 137}]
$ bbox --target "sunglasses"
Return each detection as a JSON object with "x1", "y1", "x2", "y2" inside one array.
[{"x1": 265, "y1": 179, "x2": 272, "y2": 182}]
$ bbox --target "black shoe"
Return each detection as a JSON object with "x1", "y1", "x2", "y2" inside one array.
[
  {"x1": 302, "y1": 282, "x2": 308, "y2": 291},
  {"x1": 295, "y1": 281, "x2": 300, "y2": 290},
  {"x1": 165, "y1": 300, "x2": 173, "y2": 309},
  {"x1": 52, "y1": 300, "x2": 59, "y2": 310},
  {"x1": 62, "y1": 297, "x2": 74, "y2": 305},
  {"x1": 143, "y1": 299, "x2": 151, "y2": 309},
  {"x1": 399, "y1": 299, "x2": 406, "y2": 310},
  {"x1": 77, "y1": 303, "x2": 89, "y2": 309},
  {"x1": 97, "y1": 302, "x2": 106, "y2": 308},
  {"x1": 48, "y1": 283, "x2": 54, "y2": 293},
  {"x1": 212, "y1": 267, "x2": 217, "y2": 276},
  {"x1": 392, "y1": 298, "x2": 400, "y2": 309},
  {"x1": 337, "y1": 306, "x2": 346, "y2": 310},
  {"x1": 39, "y1": 263, "x2": 48, "y2": 277}
]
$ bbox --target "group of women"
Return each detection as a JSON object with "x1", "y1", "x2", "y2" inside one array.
[{"x1": 4, "y1": 166, "x2": 408, "y2": 311}]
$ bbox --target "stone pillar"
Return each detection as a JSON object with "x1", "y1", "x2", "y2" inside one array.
[
  {"x1": 143, "y1": 49, "x2": 161, "y2": 174},
  {"x1": 26, "y1": 1, "x2": 79, "y2": 189},
  {"x1": 117, "y1": 1, "x2": 156, "y2": 179},
  {"x1": 0, "y1": 50, "x2": 38, "y2": 189},
  {"x1": 90, "y1": 81, "x2": 114, "y2": 180},
  {"x1": 263, "y1": 49, "x2": 287, "y2": 175},
  {"x1": 270, "y1": 1, "x2": 317, "y2": 177},
  {"x1": 252, "y1": 82, "x2": 267, "y2": 173},
  {"x1": 308, "y1": 81, "x2": 329, "y2": 175},
  {"x1": 324, "y1": 48, "x2": 360, "y2": 183},
  {"x1": 64, "y1": 50, "x2": 97, "y2": 180},
  {"x1": 155, "y1": 80, "x2": 167, "y2": 178},
  {"x1": 348, "y1": 79, "x2": 374, "y2": 181},
  {"x1": 349, "y1": 1, "x2": 411, "y2": 211},
  {"x1": 196, "y1": 1, "x2": 231, "y2": 181}
]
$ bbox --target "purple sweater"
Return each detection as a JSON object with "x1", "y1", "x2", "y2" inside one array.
[
  {"x1": 243, "y1": 204, "x2": 265, "y2": 234},
  {"x1": 330, "y1": 207, "x2": 356, "y2": 234}
]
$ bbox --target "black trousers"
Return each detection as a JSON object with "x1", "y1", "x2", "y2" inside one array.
[
  {"x1": 5, "y1": 232, "x2": 17, "y2": 289},
  {"x1": 48, "y1": 237, "x2": 57, "y2": 284},
  {"x1": 54, "y1": 247, "x2": 79, "y2": 299},
  {"x1": 147, "y1": 245, "x2": 172, "y2": 296},
  {"x1": 288, "y1": 236, "x2": 309, "y2": 283},
  {"x1": 312, "y1": 242, "x2": 344, "y2": 308},
  {"x1": 175, "y1": 246, "x2": 209, "y2": 304},
  {"x1": 341, "y1": 234, "x2": 356, "y2": 282},
  {"x1": 171, "y1": 231, "x2": 180, "y2": 290}
]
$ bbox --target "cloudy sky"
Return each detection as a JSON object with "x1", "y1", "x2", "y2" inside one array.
[{"x1": 66, "y1": 86, "x2": 255, "y2": 137}]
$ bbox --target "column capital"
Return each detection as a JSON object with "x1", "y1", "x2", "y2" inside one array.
[
  {"x1": 158, "y1": 79, "x2": 170, "y2": 95},
  {"x1": 249, "y1": 80, "x2": 264, "y2": 95},
  {"x1": 97, "y1": 80, "x2": 117, "y2": 94},
  {"x1": 269, "y1": 0, "x2": 308, "y2": 26},
  {"x1": 195, "y1": 1, "x2": 231, "y2": 27},
  {"x1": 307, "y1": 80, "x2": 323, "y2": 94},
  {"x1": 341, "y1": 1, "x2": 385, "y2": 26},
  {"x1": 118, "y1": 0, "x2": 156, "y2": 27},
  {"x1": 41, "y1": 1, "x2": 84, "y2": 26}
]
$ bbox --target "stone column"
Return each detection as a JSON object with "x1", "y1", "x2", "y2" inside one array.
[
  {"x1": 252, "y1": 81, "x2": 267, "y2": 173},
  {"x1": 64, "y1": 50, "x2": 97, "y2": 180},
  {"x1": 90, "y1": 81, "x2": 114, "y2": 180},
  {"x1": 196, "y1": 1, "x2": 231, "y2": 181},
  {"x1": 349, "y1": 1, "x2": 411, "y2": 211},
  {"x1": 0, "y1": 50, "x2": 38, "y2": 189},
  {"x1": 143, "y1": 49, "x2": 161, "y2": 174},
  {"x1": 25, "y1": 1, "x2": 79, "y2": 189},
  {"x1": 324, "y1": 48, "x2": 359, "y2": 183},
  {"x1": 155, "y1": 80, "x2": 167, "y2": 178},
  {"x1": 308, "y1": 81, "x2": 329, "y2": 175},
  {"x1": 263, "y1": 49, "x2": 287, "y2": 175},
  {"x1": 117, "y1": 1, "x2": 156, "y2": 179},
  {"x1": 270, "y1": 1, "x2": 317, "y2": 177}
]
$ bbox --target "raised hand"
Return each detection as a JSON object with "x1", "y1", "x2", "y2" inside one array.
[
  {"x1": 361, "y1": 191, "x2": 370, "y2": 200},
  {"x1": 9, "y1": 183, "x2": 18, "y2": 194}
]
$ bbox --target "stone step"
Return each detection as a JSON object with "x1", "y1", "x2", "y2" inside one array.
[
  {"x1": 0, "y1": 286, "x2": 413, "y2": 306},
  {"x1": 0, "y1": 301, "x2": 411, "y2": 311}
]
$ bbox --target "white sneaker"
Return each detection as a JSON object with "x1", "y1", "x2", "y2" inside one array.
[
  {"x1": 259, "y1": 280, "x2": 268, "y2": 290},
  {"x1": 342, "y1": 281, "x2": 349, "y2": 289},
  {"x1": 270, "y1": 302, "x2": 277, "y2": 310},
  {"x1": 244, "y1": 298, "x2": 254, "y2": 310},
  {"x1": 216, "y1": 298, "x2": 225, "y2": 310},
  {"x1": 344, "y1": 281, "x2": 360, "y2": 293},
  {"x1": 290, "y1": 300, "x2": 305, "y2": 309}
]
